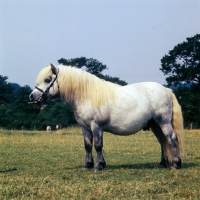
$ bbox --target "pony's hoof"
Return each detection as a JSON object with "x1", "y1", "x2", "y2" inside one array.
[
  {"x1": 170, "y1": 159, "x2": 182, "y2": 170},
  {"x1": 93, "y1": 162, "x2": 106, "y2": 172},
  {"x1": 82, "y1": 162, "x2": 94, "y2": 169}
]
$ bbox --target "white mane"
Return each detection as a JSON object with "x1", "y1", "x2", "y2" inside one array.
[
  {"x1": 58, "y1": 66, "x2": 120, "y2": 106},
  {"x1": 36, "y1": 65, "x2": 121, "y2": 106}
]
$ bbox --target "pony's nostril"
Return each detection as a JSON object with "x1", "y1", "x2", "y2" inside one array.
[{"x1": 29, "y1": 93, "x2": 34, "y2": 101}]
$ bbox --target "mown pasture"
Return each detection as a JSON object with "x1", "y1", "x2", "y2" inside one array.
[{"x1": 0, "y1": 128, "x2": 200, "y2": 199}]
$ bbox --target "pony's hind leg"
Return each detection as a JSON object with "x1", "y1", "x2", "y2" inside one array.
[
  {"x1": 150, "y1": 120, "x2": 169, "y2": 168},
  {"x1": 82, "y1": 128, "x2": 94, "y2": 169},
  {"x1": 159, "y1": 123, "x2": 182, "y2": 169}
]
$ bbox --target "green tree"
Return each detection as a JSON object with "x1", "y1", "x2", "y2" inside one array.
[
  {"x1": 0, "y1": 74, "x2": 76, "y2": 130},
  {"x1": 4, "y1": 85, "x2": 41, "y2": 129},
  {"x1": 160, "y1": 34, "x2": 200, "y2": 86},
  {"x1": 0, "y1": 75, "x2": 14, "y2": 128},
  {"x1": 58, "y1": 57, "x2": 108, "y2": 75},
  {"x1": 0, "y1": 75, "x2": 14, "y2": 103},
  {"x1": 97, "y1": 74, "x2": 127, "y2": 86},
  {"x1": 176, "y1": 85, "x2": 200, "y2": 128},
  {"x1": 33, "y1": 99, "x2": 75, "y2": 130}
]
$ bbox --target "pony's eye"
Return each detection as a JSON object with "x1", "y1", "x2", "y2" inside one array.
[{"x1": 45, "y1": 77, "x2": 52, "y2": 83}]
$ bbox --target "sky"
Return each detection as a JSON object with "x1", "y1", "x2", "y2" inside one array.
[{"x1": 0, "y1": 0, "x2": 200, "y2": 88}]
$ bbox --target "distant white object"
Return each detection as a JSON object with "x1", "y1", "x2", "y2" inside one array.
[
  {"x1": 46, "y1": 126, "x2": 51, "y2": 131},
  {"x1": 56, "y1": 124, "x2": 62, "y2": 130}
]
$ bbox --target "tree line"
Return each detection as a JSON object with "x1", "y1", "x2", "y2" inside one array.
[
  {"x1": 0, "y1": 79, "x2": 76, "y2": 130},
  {"x1": 0, "y1": 34, "x2": 199, "y2": 129}
]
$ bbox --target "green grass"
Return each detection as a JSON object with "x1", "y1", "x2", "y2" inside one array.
[{"x1": 0, "y1": 128, "x2": 200, "y2": 199}]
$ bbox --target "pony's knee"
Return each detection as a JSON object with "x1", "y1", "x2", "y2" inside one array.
[
  {"x1": 93, "y1": 128, "x2": 103, "y2": 151},
  {"x1": 94, "y1": 141, "x2": 103, "y2": 151},
  {"x1": 84, "y1": 136, "x2": 92, "y2": 149}
]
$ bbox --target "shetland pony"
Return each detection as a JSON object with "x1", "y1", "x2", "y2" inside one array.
[{"x1": 29, "y1": 64, "x2": 184, "y2": 171}]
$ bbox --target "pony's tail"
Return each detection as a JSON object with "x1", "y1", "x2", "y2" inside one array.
[{"x1": 165, "y1": 89, "x2": 185, "y2": 162}]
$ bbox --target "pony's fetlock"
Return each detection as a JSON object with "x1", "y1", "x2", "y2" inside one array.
[
  {"x1": 158, "y1": 157, "x2": 169, "y2": 168},
  {"x1": 94, "y1": 162, "x2": 106, "y2": 172}
]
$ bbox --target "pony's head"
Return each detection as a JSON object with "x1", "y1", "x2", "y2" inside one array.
[{"x1": 29, "y1": 64, "x2": 60, "y2": 103}]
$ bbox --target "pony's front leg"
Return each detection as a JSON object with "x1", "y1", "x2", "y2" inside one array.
[
  {"x1": 82, "y1": 128, "x2": 94, "y2": 169},
  {"x1": 159, "y1": 147, "x2": 169, "y2": 168},
  {"x1": 92, "y1": 125, "x2": 106, "y2": 172},
  {"x1": 150, "y1": 121, "x2": 169, "y2": 168}
]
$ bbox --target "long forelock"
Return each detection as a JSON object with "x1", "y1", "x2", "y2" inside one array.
[
  {"x1": 57, "y1": 66, "x2": 120, "y2": 106},
  {"x1": 36, "y1": 66, "x2": 52, "y2": 85}
]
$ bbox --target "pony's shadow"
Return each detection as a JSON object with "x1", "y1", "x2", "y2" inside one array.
[
  {"x1": 107, "y1": 162, "x2": 198, "y2": 170},
  {"x1": 63, "y1": 162, "x2": 197, "y2": 171},
  {"x1": 180, "y1": 162, "x2": 198, "y2": 168},
  {"x1": 107, "y1": 162, "x2": 159, "y2": 170},
  {"x1": 63, "y1": 163, "x2": 154, "y2": 170}
]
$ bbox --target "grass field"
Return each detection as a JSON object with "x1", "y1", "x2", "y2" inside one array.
[{"x1": 0, "y1": 128, "x2": 200, "y2": 199}]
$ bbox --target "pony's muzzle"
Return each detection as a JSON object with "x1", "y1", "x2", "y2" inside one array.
[
  {"x1": 29, "y1": 92, "x2": 43, "y2": 103},
  {"x1": 29, "y1": 93, "x2": 34, "y2": 101}
]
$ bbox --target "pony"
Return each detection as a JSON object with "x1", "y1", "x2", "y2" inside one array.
[{"x1": 29, "y1": 64, "x2": 184, "y2": 171}]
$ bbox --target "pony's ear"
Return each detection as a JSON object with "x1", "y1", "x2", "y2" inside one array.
[{"x1": 50, "y1": 63, "x2": 57, "y2": 75}]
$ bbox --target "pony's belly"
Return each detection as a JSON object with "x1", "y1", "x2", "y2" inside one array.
[
  {"x1": 106, "y1": 130, "x2": 138, "y2": 136},
  {"x1": 103, "y1": 108, "x2": 151, "y2": 136},
  {"x1": 104, "y1": 122, "x2": 143, "y2": 136}
]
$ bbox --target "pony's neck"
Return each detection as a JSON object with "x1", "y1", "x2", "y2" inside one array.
[{"x1": 58, "y1": 66, "x2": 118, "y2": 106}]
